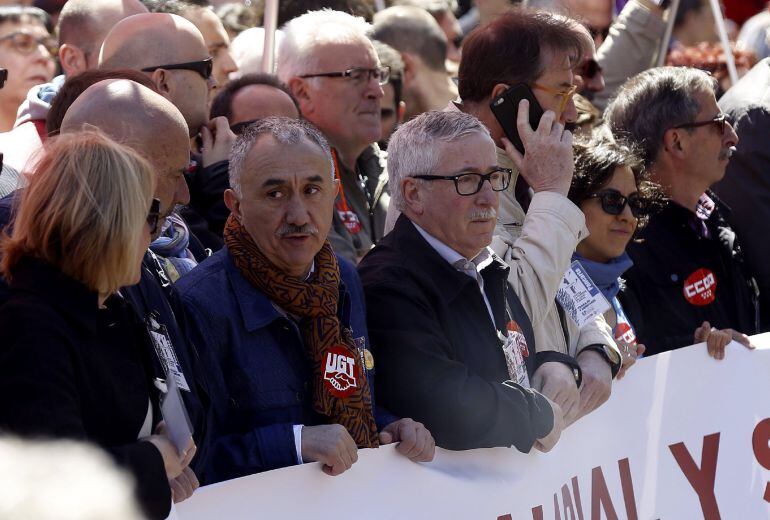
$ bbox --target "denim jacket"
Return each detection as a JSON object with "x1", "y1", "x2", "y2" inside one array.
[{"x1": 176, "y1": 247, "x2": 396, "y2": 484}]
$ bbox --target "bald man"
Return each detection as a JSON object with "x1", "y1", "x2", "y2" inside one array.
[
  {"x1": 100, "y1": 13, "x2": 236, "y2": 249},
  {"x1": 56, "y1": 79, "x2": 212, "y2": 502}
]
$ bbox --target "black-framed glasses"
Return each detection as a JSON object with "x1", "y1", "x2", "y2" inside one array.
[
  {"x1": 146, "y1": 198, "x2": 161, "y2": 235},
  {"x1": 141, "y1": 57, "x2": 213, "y2": 80},
  {"x1": 585, "y1": 189, "x2": 650, "y2": 218},
  {"x1": 412, "y1": 167, "x2": 512, "y2": 196},
  {"x1": 578, "y1": 58, "x2": 603, "y2": 80},
  {"x1": 0, "y1": 31, "x2": 57, "y2": 56},
  {"x1": 299, "y1": 66, "x2": 391, "y2": 86},
  {"x1": 673, "y1": 113, "x2": 728, "y2": 134}
]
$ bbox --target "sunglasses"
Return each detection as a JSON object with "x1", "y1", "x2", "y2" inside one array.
[
  {"x1": 0, "y1": 31, "x2": 57, "y2": 56},
  {"x1": 531, "y1": 83, "x2": 578, "y2": 115},
  {"x1": 578, "y1": 58, "x2": 603, "y2": 80},
  {"x1": 673, "y1": 114, "x2": 728, "y2": 134},
  {"x1": 141, "y1": 57, "x2": 213, "y2": 80},
  {"x1": 585, "y1": 189, "x2": 650, "y2": 218},
  {"x1": 146, "y1": 198, "x2": 161, "y2": 235}
]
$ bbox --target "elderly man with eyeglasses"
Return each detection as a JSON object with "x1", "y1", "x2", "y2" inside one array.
[
  {"x1": 278, "y1": 10, "x2": 392, "y2": 264},
  {"x1": 359, "y1": 110, "x2": 568, "y2": 452}
]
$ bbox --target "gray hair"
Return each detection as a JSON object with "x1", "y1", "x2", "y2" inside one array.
[
  {"x1": 604, "y1": 66, "x2": 718, "y2": 168},
  {"x1": 229, "y1": 117, "x2": 333, "y2": 196},
  {"x1": 277, "y1": 9, "x2": 373, "y2": 83},
  {"x1": 387, "y1": 110, "x2": 491, "y2": 211}
]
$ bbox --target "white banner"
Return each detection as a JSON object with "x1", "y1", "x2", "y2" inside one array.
[{"x1": 178, "y1": 334, "x2": 770, "y2": 519}]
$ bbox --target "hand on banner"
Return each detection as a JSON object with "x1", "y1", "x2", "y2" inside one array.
[
  {"x1": 531, "y1": 362, "x2": 580, "y2": 426},
  {"x1": 200, "y1": 116, "x2": 236, "y2": 167},
  {"x1": 694, "y1": 321, "x2": 755, "y2": 360},
  {"x1": 379, "y1": 418, "x2": 436, "y2": 462},
  {"x1": 145, "y1": 421, "x2": 196, "y2": 479},
  {"x1": 301, "y1": 424, "x2": 359, "y2": 476},
  {"x1": 534, "y1": 397, "x2": 564, "y2": 453},
  {"x1": 501, "y1": 99, "x2": 573, "y2": 196},
  {"x1": 170, "y1": 466, "x2": 200, "y2": 503},
  {"x1": 575, "y1": 349, "x2": 612, "y2": 418},
  {"x1": 616, "y1": 343, "x2": 646, "y2": 380}
]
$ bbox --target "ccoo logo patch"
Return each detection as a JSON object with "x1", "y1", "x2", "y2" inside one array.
[
  {"x1": 323, "y1": 345, "x2": 360, "y2": 398},
  {"x1": 615, "y1": 322, "x2": 637, "y2": 346},
  {"x1": 683, "y1": 268, "x2": 717, "y2": 306}
]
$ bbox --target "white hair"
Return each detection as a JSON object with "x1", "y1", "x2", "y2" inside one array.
[
  {"x1": 277, "y1": 9, "x2": 374, "y2": 83},
  {"x1": 230, "y1": 27, "x2": 285, "y2": 78},
  {"x1": 229, "y1": 117, "x2": 334, "y2": 196},
  {"x1": 387, "y1": 110, "x2": 491, "y2": 211}
]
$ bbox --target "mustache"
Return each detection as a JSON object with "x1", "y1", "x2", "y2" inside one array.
[
  {"x1": 275, "y1": 223, "x2": 319, "y2": 237},
  {"x1": 468, "y1": 208, "x2": 497, "y2": 220}
]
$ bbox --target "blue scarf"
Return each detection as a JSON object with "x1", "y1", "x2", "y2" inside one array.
[
  {"x1": 572, "y1": 252, "x2": 633, "y2": 303},
  {"x1": 150, "y1": 213, "x2": 197, "y2": 281}
]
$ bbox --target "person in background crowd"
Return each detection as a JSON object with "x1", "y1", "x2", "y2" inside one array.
[
  {"x1": 0, "y1": 130, "x2": 195, "y2": 519},
  {"x1": 216, "y1": 2, "x2": 262, "y2": 41},
  {"x1": 209, "y1": 72, "x2": 299, "y2": 132},
  {"x1": 372, "y1": 6, "x2": 458, "y2": 122},
  {"x1": 360, "y1": 110, "x2": 565, "y2": 451},
  {"x1": 714, "y1": 57, "x2": 770, "y2": 332},
  {"x1": 276, "y1": 0, "x2": 375, "y2": 26},
  {"x1": 606, "y1": 66, "x2": 759, "y2": 356},
  {"x1": 278, "y1": 10, "x2": 390, "y2": 264},
  {"x1": 100, "y1": 12, "x2": 235, "y2": 251},
  {"x1": 228, "y1": 27, "x2": 284, "y2": 77},
  {"x1": 673, "y1": 0, "x2": 718, "y2": 47},
  {"x1": 738, "y1": 5, "x2": 770, "y2": 61},
  {"x1": 392, "y1": 0, "x2": 463, "y2": 64},
  {"x1": 142, "y1": 0, "x2": 238, "y2": 90},
  {"x1": 528, "y1": 0, "x2": 613, "y2": 47},
  {"x1": 177, "y1": 117, "x2": 434, "y2": 484},
  {"x1": 372, "y1": 39, "x2": 405, "y2": 148},
  {"x1": 666, "y1": 42, "x2": 756, "y2": 97},
  {"x1": 0, "y1": 6, "x2": 55, "y2": 132}
]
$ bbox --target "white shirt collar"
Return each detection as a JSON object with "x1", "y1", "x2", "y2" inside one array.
[{"x1": 412, "y1": 221, "x2": 494, "y2": 276}]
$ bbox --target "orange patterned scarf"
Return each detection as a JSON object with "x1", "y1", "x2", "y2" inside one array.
[{"x1": 224, "y1": 215, "x2": 379, "y2": 448}]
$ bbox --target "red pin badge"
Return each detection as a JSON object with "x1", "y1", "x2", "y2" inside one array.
[{"x1": 683, "y1": 268, "x2": 717, "y2": 306}]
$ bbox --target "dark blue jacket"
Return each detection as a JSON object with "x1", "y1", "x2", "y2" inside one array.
[{"x1": 176, "y1": 247, "x2": 397, "y2": 484}]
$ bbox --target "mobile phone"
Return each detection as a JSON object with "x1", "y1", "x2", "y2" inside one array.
[{"x1": 489, "y1": 84, "x2": 544, "y2": 155}]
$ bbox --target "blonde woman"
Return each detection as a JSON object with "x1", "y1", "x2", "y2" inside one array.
[{"x1": 0, "y1": 130, "x2": 195, "y2": 520}]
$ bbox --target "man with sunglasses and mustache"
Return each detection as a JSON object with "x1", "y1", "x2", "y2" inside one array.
[
  {"x1": 606, "y1": 66, "x2": 759, "y2": 356},
  {"x1": 100, "y1": 12, "x2": 236, "y2": 251},
  {"x1": 176, "y1": 117, "x2": 435, "y2": 484}
]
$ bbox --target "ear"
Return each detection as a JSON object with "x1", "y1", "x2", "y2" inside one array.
[
  {"x1": 490, "y1": 82, "x2": 510, "y2": 102},
  {"x1": 224, "y1": 188, "x2": 242, "y2": 220},
  {"x1": 396, "y1": 101, "x2": 406, "y2": 124},
  {"x1": 288, "y1": 76, "x2": 313, "y2": 116},
  {"x1": 662, "y1": 127, "x2": 687, "y2": 159},
  {"x1": 151, "y1": 69, "x2": 173, "y2": 99},
  {"x1": 401, "y1": 52, "x2": 418, "y2": 84},
  {"x1": 402, "y1": 177, "x2": 425, "y2": 215},
  {"x1": 58, "y1": 44, "x2": 87, "y2": 77}
]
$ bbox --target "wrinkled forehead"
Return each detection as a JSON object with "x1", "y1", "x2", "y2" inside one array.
[
  {"x1": 309, "y1": 38, "x2": 379, "y2": 71},
  {"x1": 243, "y1": 133, "x2": 332, "y2": 182}
]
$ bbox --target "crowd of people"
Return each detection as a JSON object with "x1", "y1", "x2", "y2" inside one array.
[{"x1": 0, "y1": 0, "x2": 767, "y2": 517}]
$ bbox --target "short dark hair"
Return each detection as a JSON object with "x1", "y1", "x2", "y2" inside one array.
[
  {"x1": 458, "y1": 9, "x2": 584, "y2": 103},
  {"x1": 141, "y1": 0, "x2": 198, "y2": 15},
  {"x1": 277, "y1": 0, "x2": 375, "y2": 26},
  {"x1": 0, "y1": 5, "x2": 52, "y2": 33},
  {"x1": 46, "y1": 70, "x2": 159, "y2": 136},
  {"x1": 217, "y1": 2, "x2": 263, "y2": 35},
  {"x1": 209, "y1": 73, "x2": 299, "y2": 121},
  {"x1": 570, "y1": 138, "x2": 665, "y2": 231}
]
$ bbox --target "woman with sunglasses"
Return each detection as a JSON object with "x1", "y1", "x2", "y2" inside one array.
[
  {"x1": 570, "y1": 139, "x2": 748, "y2": 377},
  {"x1": 0, "y1": 130, "x2": 195, "y2": 519},
  {"x1": 0, "y1": 6, "x2": 56, "y2": 132}
]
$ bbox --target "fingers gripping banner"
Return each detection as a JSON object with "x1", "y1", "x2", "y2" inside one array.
[{"x1": 177, "y1": 335, "x2": 770, "y2": 520}]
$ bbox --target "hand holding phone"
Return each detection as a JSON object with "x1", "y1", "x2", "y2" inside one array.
[{"x1": 489, "y1": 83, "x2": 544, "y2": 155}]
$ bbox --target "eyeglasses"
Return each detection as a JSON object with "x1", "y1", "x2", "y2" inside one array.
[
  {"x1": 141, "y1": 57, "x2": 213, "y2": 80},
  {"x1": 0, "y1": 31, "x2": 57, "y2": 56},
  {"x1": 673, "y1": 113, "x2": 728, "y2": 134},
  {"x1": 146, "y1": 198, "x2": 161, "y2": 235},
  {"x1": 530, "y1": 83, "x2": 578, "y2": 115},
  {"x1": 585, "y1": 189, "x2": 650, "y2": 218},
  {"x1": 412, "y1": 167, "x2": 512, "y2": 196},
  {"x1": 299, "y1": 66, "x2": 391, "y2": 86},
  {"x1": 578, "y1": 58, "x2": 603, "y2": 80}
]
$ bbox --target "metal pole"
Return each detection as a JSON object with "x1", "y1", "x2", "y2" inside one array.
[
  {"x1": 708, "y1": 0, "x2": 739, "y2": 86},
  {"x1": 261, "y1": 0, "x2": 279, "y2": 73},
  {"x1": 656, "y1": 0, "x2": 681, "y2": 67}
]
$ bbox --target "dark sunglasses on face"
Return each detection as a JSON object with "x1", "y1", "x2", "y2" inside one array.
[
  {"x1": 673, "y1": 113, "x2": 728, "y2": 134},
  {"x1": 146, "y1": 198, "x2": 161, "y2": 235},
  {"x1": 141, "y1": 57, "x2": 213, "y2": 80},
  {"x1": 585, "y1": 189, "x2": 649, "y2": 218},
  {"x1": 578, "y1": 58, "x2": 603, "y2": 80},
  {"x1": 0, "y1": 31, "x2": 57, "y2": 56}
]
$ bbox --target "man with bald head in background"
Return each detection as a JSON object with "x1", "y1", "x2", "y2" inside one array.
[
  {"x1": 100, "y1": 12, "x2": 237, "y2": 249},
  {"x1": 0, "y1": 0, "x2": 148, "y2": 173}
]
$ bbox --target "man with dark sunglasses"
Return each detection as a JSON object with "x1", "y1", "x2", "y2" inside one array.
[{"x1": 606, "y1": 66, "x2": 759, "y2": 356}]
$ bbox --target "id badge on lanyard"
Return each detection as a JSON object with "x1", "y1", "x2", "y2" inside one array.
[{"x1": 499, "y1": 290, "x2": 531, "y2": 389}]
